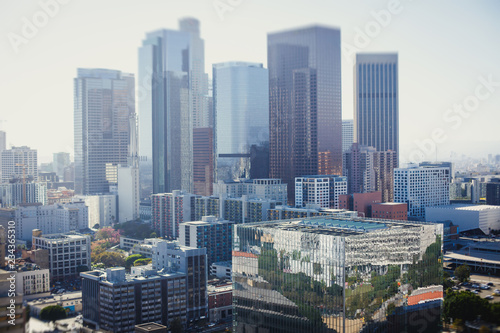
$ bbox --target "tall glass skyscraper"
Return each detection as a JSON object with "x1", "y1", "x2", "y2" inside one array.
[
  {"x1": 268, "y1": 26, "x2": 342, "y2": 204},
  {"x1": 73, "y1": 68, "x2": 135, "y2": 195},
  {"x1": 138, "y1": 18, "x2": 208, "y2": 196},
  {"x1": 213, "y1": 62, "x2": 269, "y2": 182},
  {"x1": 354, "y1": 53, "x2": 399, "y2": 167}
]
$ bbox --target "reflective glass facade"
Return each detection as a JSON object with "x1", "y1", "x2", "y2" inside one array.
[
  {"x1": 233, "y1": 217, "x2": 443, "y2": 332},
  {"x1": 138, "y1": 18, "x2": 208, "y2": 196},
  {"x1": 213, "y1": 62, "x2": 269, "y2": 182},
  {"x1": 354, "y1": 53, "x2": 399, "y2": 167},
  {"x1": 74, "y1": 69, "x2": 135, "y2": 195},
  {"x1": 268, "y1": 26, "x2": 342, "y2": 204}
]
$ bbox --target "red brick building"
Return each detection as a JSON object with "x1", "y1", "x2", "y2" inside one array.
[
  {"x1": 371, "y1": 202, "x2": 407, "y2": 220},
  {"x1": 338, "y1": 192, "x2": 382, "y2": 217}
]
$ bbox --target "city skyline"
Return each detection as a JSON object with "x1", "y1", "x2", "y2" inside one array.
[{"x1": 2, "y1": 0, "x2": 500, "y2": 164}]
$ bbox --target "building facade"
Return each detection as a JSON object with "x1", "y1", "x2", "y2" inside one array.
[
  {"x1": 295, "y1": 175, "x2": 347, "y2": 209},
  {"x1": 151, "y1": 191, "x2": 196, "y2": 239},
  {"x1": 0, "y1": 182, "x2": 47, "y2": 207},
  {"x1": 371, "y1": 202, "x2": 408, "y2": 220},
  {"x1": 213, "y1": 179, "x2": 287, "y2": 204},
  {"x1": 268, "y1": 26, "x2": 342, "y2": 204},
  {"x1": 139, "y1": 18, "x2": 208, "y2": 196},
  {"x1": 74, "y1": 68, "x2": 135, "y2": 195},
  {"x1": 394, "y1": 165, "x2": 450, "y2": 219},
  {"x1": 32, "y1": 231, "x2": 91, "y2": 282},
  {"x1": 1, "y1": 146, "x2": 38, "y2": 183},
  {"x1": 179, "y1": 216, "x2": 233, "y2": 267},
  {"x1": 342, "y1": 119, "x2": 354, "y2": 153},
  {"x1": 233, "y1": 217, "x2": 443, "y2": 333},
  {"x1": 193, "y1": 127, "x2": 214, "y2": 196},
  {"x1": 213, "y1": 62, "x2": 269, "y2": 182},
  {"x1": 354, "y1": 53, "x2": 399, "y2": 164}
]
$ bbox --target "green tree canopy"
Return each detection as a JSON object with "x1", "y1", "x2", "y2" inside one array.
[
  {"x1": 40, "y1": 305, "x2": 67, "y2": 321},
  {"x1": 133, "y1": 258, "x2": 152, "y2": 266},
  {"x1": 93, "y1": 252, "x2": 125, "y2": 268},
  {"x1": 454, "y1": 264, "x2": 471, "y2": 283},
  {"x1": 125, "y1": 254, "x2": 144, "y2": 268}
]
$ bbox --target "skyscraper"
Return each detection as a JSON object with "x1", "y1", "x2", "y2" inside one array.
[
  {"x1": 0, "y1": 131, "x2": 5, "y2": 182},
  {"x1": 74, "y1": 68, "x2": 135, "y2": 195},
  {"x1": 342, "y1": 119, "x2": 353, "y2": 153},
  {"x1": 52, "y1": 152, "x2": 70, "y2": 179},
  {"x1": 138, "y1": 18, "x2": 208, "y2": 196},
  {"x1": 268, "y1": 26, "x2": 342, "y2": 204},
  {"x1": 354, "y1": 53, "x2": 399, "y2": 166},
  {"x1": 213, "y1": 62, "x2": 269, "y2": 182}
]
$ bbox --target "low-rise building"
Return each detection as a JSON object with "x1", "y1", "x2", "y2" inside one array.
[
  {"x1": 425, "y1": 204, "x2": 500, "y2": 234},
  {"x1": 28, "y1": 291, "x2": 82, "y2": 317},
  {"x1": 32, "y1": 230, "x2": 91, "y2": 282},
  {"x1": 208, "y1": 281, "x2": 232, "y2": 323},
  {"x1": 371, "y1": 202, "x2": 408, "y2": 220},
  {"x1": 210, "y1": 261, "x2": 232, "y2": 280}
]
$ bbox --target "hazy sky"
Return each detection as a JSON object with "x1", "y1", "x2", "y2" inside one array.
[{"x1": 1, "y1": 0, "x2": 499, "y2": 164}]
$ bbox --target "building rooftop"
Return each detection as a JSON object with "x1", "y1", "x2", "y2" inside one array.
[
  {"x1": 427, "y1": 204, "x2": 500, "y2": 211},
  {"x1": 238, "y1": 216, "x2": 436, "y2": 237}
]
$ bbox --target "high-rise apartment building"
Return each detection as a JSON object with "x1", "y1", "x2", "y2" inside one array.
[
  {"x1": 151, "y1": 191, "x2": 196, "y2": 239},
  {"x1": 394, "y1": 164, "x2": 450, "y2": 219},
  {"x1": 74, "y1": 68, "x2": 135, "y2": 195},
  {"x1": 179, "y1": 216, "x2": 233, "y2": 267},
  {"x1": 233, "y1": 217, "x2": 443, "y2": 332},
  {"x1": 1, "y1": 146, "x2": 38, "y2": 183},
  {"x1": 139, "y1": 18, "x2": 208, "y2": 196},
  {"x1": 151, "y1": 240, "x2": 207, "y2": 321},
  {"x1": 213, "y1": 62, "x2": 269, "y2": 182},
  {"x1": 343, "y1": 144, "x2": 376, "y2": 195},
  {"x1": 0, "y1": 182, "x2": 47, "y2": 207},
  {"x1": 354, "y1": 53, "x2": 399, "y2": 166},
  {"x1": 268, "y1": 26, "x2": 342, "y2": 203},
  {"x1": 0, "y1": 131, "x2": 5, "y2": 182},
  {"x1": 342, "y1": 119, "x2": 354, "y2": 153},
  {"x1": 373, "y1": 150, "x2": 397, "y2": 202},
  {"x1": 295, "y1": 175, "x2": 347, "y2": 209}
]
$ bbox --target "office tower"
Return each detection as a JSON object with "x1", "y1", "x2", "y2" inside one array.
[
  {"x1": 179, "y1": 216, "x2": 233, "y2": 267},
  {"x1": 81, "y1": 267, "x2": 187, "y2": 331},
  {"x1": 213, "y1": 62, "x2": 269, "y2": 182},
  {"x1": 77, "y1": 194, "x2": 116, "y2": 228},
  {"x1": 139, "y1": 18, "x2": 208, "y2": 196},
  {"x1": 5, "y1": 202, "x2": 88, "y2": 240},
  {"x1": 32, "y1": 230, "x2": 91, "y2": 282},
  {"x1": 213, "y1": 178, "x2": 287, "y2": 204},
  {"x1": 354, "y1": 53, "x2": 399, "y2": 167},
  {"x1": 117, "y1": 115, "x2": 140, "y2": 223},
  {"x1": 373, "y1": 150, "x2": 397, "y2": 202},
  {"x1": 193, "y1": 127, "x2": 214, "y2": 196},
  {"x1": 151, "y1": 240, "x2": 207, "y2": 321},
  {"x1": 151, "y1": 191, "x2": 196, "y2": 239},
  {"x1": 342, "y1": 120, "x2": 354, "y2": 153},
  {"x1": 295, "y1": 175, "x2": 347, "y2": 209},
  {"x1": 0, "y1": 182, "x2": 47, "y2": 207},
  {"x1": 1, "y1": 146, "x2": 38, "y2": 183},
  {"x1": 74, "y1": 68, "x2": 135, "y2": 195},
  {"x1": 420, "y1": 161, "x2": 453, "y2": 181},
  {"x1": 394, "y1": 164, "x2": 450, "y2": 219},
  {"x1": 233, "y1": 217, "x2": 443, "y2": 333},
  {"x1": 486, "y1": 179, "x2": 500, "y2": 206},
  {"x1": 268, "y1": 26, "x2": 342, "y2": 204},
  {"x1": 53, "y1": 152, "x2": 70, "y2": 179}
]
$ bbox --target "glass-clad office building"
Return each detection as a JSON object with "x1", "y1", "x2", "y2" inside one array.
[
  {"x1": 233, "y1": 217, "x2": 443, "y2": 332},
  {"x1": 268, "y1": 26, "x2": 343, "y2": 204},
  {"x1": 213, "y1": 62, "x2": 269, "y2": 182},
  {"x1": 354, "y1": 53, "x2": 399, "y2": 167}
]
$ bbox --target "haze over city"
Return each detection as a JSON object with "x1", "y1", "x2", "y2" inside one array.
[{"x1": 1, "y1": 0, "x2": 500, "y2": 163}]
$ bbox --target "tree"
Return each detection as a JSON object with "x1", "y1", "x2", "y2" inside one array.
[
  {"x1": 150, "y1": 232, "x2": 157, "y2": 238},
  {"x1": 443, "y1": 291, "x2": 490, "y2": 323},
  {"x1": 93, "y1": 252, "x2": 125, "y2": 268},
  {"x1": 133, "y1": 258, "x2": 152, "y2": 266},
  {"x1": 40, "y1": 305, "x2": 67, "y2": 321},
  {"x1": 170, "y1": 317, "x2": 183, "y2": 333},
  {"x1": 125, "y1": 254, "x2": 144, "y2": 268},
  {"x1": 454, "y1": 264, "x2": 471, "y2": 283},
  {"x1": 92, "y1": 223, "x2": 100, "y2": 229}
]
